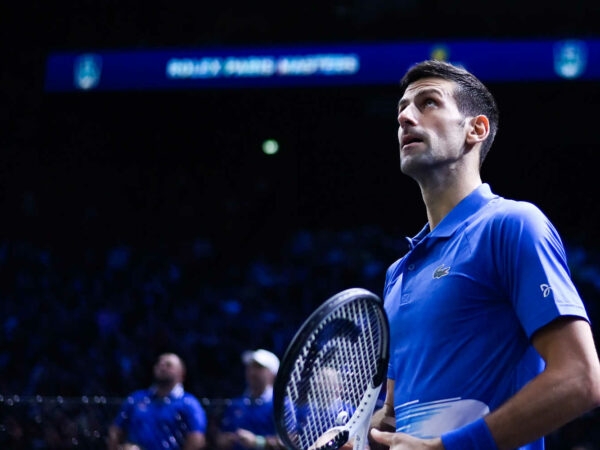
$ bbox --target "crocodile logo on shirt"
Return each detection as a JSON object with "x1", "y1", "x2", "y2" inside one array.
[{"x1": 433, "y1": 264, "x2": 451, "y2": 279}]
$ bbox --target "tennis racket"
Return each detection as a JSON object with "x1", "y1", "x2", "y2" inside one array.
[{"x1": 273, "y1": 287, "x2": 390, "y2": 450}]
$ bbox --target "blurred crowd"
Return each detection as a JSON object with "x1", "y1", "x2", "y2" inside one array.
[
  {"x1": 0, "y1": 227, "x2": 403, "y2": 398},
  {"x1": 1, "y1": 226, "x2": 600, "y2": 448}
]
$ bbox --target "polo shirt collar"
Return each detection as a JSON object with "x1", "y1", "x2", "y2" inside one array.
[
  {"x1": 246, "y1": 385, "x2": 274, "y2": 402},
  {"x1": 406, "y1": 183, "x2": 497, "y2": 249},
  {"x1": 150, "y1": 383, "x2": 184, "y2": 399}
]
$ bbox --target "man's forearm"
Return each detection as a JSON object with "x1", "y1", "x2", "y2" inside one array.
[
  {"x1": 183, "y1": 431, "x2": 206, "y2": 450},
  {"x1": 485, "y1": 366, "x2": 598, "y2": 449},
  {"x1": 107, "y1": 425, "x2": 124, "y2": 450},
  {"x1": 485, "y1": 320, "x2": 600, "y2": 450}
]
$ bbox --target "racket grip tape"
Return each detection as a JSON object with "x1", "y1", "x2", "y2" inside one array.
[{"x1": 440, "y1": 417, "x2": 498, "y2": 450}]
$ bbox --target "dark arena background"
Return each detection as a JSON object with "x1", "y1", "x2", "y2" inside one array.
[{"x1": 2, "y1": 1, "x2": 600, "y2": 448}]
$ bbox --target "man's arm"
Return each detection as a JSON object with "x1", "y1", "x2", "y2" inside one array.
[
  {"x1": 182, "y1": 395, "x2": 208, "y2": 450},
  {"x1": 485, "y1": 317, "x2": 600, "y2": 449},
  {"x1": 214, "y1": 430, "x2": 238, "y2": 450},
  {"x1": 370, "y1": 317, "x2": 600, "y2": 450},
  {"x1": 107, "y1": 424, "x2": 125, "y2": 450},
  {"x1": 183, "y1": 431, "x2": 206, "y2": 450}
]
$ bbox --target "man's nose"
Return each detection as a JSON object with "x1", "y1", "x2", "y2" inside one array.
[{"x1": 397, "y1": 104, "x2": 417, "y2": 127}]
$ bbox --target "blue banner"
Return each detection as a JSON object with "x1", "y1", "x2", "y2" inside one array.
[{"x1": 44, "y1": 38, "x2": 598, "y2": 92}]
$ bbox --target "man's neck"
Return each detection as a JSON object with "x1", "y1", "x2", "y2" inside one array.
[
  {"x1": 419, "y1": 174, "x2": 482, "y2": 230},
  {"x1": 249, "y1": 384, "x2": 273, "y2": 400},
  {"x1": 154, "y1": 382, "x2": 180, "y2": 398}
]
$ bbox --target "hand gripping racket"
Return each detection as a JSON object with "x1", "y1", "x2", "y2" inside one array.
[{"x1": 274, "y1": 288, "x2": 390, "y2": 450}]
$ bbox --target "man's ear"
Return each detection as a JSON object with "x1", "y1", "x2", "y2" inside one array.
[{"x1": 466, "y1": 115, "x2": 490, "y2": 144}]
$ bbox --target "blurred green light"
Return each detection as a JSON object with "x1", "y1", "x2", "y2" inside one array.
[{"x1": 262, "y1": 139, "x2": 279, "y2": 155}]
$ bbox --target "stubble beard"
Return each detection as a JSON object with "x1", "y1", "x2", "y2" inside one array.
[{"x1": 399, "y1": 148, "x2": 431, "y2": 181}]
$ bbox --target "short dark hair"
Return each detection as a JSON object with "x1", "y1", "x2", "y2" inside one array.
[{"x1": 398, "y1": 60, "x2": 499, "y2": 165}]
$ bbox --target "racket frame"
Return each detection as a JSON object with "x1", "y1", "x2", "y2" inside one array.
[{"x1": 274, "y1": 288, "x2": 390, "y2": 450}]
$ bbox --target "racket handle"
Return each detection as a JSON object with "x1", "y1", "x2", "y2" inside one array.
[{"x1": 352, "y1": 422, "x2": 370, "y2": 450}]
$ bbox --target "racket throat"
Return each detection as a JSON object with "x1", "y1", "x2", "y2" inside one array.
[
  {"x1": 372, "y1": 356, "x2": 388, "y2": 387},
  {"x1": 309, "y1": 427, "x2": 349, "y2": 450}
]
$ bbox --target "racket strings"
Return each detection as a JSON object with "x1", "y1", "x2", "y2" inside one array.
[{"x1": 282, "y1": 298, "x2": 384, "y2": 450}]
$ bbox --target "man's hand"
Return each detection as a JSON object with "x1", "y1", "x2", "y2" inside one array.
[
  {"x1": 236, "y1": 428, "x2": 258, "y2": 448},
  {"x1": 370, "y1": 429, "x2": 443, "y2": 450},
  {"x1": 367, "y1": 400, "x2": 396, "y2": 450},
  {"x1": 215, "y1": 431, "x2": 239, "y2": 449}
]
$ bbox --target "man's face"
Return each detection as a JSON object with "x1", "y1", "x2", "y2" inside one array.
[
  {"x1": 153, "y1": 353, "x2": 183, "y2": 385},
  {"x1": 396, "y1": 77, "x2": 469, "y2": 178},
  {"x1": 245, "y1": 361, "x2": 274, "y2": 393}
]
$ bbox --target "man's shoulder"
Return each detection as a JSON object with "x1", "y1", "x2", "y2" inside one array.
[
  {"x1": 117, "y1": 389, "x2": 152, "y2": 410},
  {"x1": 181, "y1": 391, "x2": 204, "y2": 404},
  {"x1": 475, "y1": 195, "x2": 549, "y2": 229},
  {"x1": 126, "y1": 388, "x2": 152, "y2": 399},
  {"x1": 170, "y1": 391, "x2": 205, "y2": 416}
]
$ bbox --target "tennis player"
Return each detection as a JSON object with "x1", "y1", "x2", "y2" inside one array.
[{"x1": 368, "y1": 60, "x2": 600, "y2": 450}]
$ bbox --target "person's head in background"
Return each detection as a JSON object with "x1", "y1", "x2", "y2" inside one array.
[
  {"x1": 242, "y1": 349, "x2": 280, "y2": 398},
  {"x1": 153, "y1": 353, "x2": 186, "y2": 394}
]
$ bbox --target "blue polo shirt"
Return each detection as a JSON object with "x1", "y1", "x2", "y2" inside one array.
[
  {"x1": 383, "y1": 184, "x2": 588, "y2": 448},
  {"x1": 113, "y1": 384, "x2": 207, "y2": 450},
  {"x1": 220, "y1": 386, "x2": 278, "y2": 450}
]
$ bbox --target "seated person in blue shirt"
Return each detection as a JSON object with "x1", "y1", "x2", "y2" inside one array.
[
  {"x1": 215, "y1": 349, "x2": 285, "y2": 450},
  {"x1": 107, "y1": 352, "x2": 207, "y2": 450}
]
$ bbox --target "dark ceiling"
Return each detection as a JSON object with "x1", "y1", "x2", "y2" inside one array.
[{"x1": 2, "y1": 1, "x2": 600, "y2": 251}]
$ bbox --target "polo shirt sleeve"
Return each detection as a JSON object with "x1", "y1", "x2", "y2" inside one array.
[
  {"x1": 492, "y1": 201, "x2": 589, "y2": 338},
  {"x1": 183, "y1": 395, "x2": 208, "y2": 432}
]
